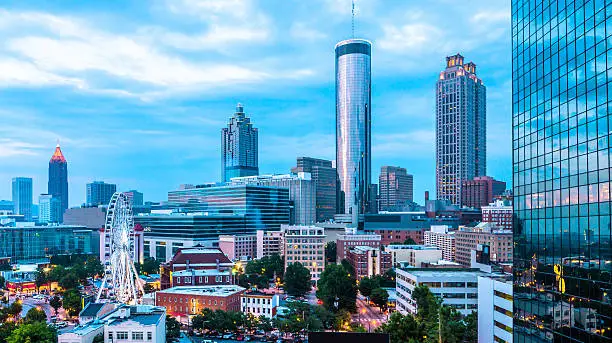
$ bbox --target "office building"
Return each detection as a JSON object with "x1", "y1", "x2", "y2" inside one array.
[
  {"x1": 292, "y1": 157, "x2": 337, "y2": 222},
  {"x1": 424, "y1": 225, "x2": 457, "y2": 262},
  {"x1": 455, "y1": 224, "x2": 512, "y2": 266},
  {"x1": 379, "y1": 166, "x2": 414, "y2": 211},
  {"x1": 167, "y1": 184, "x2": 290, "y2": 231},
  {"x1": 222, "y1": 103, "x2": 258, "y2": 182},
  {"x1": 230, "y1": 173, "x2": 316, "y2": 225},
  {"x1": 282, "y1": 225, "x2": 325, "y2": 283},
  {"x1": 364, "y1": 212, "x2": 459, "y2": 245},
  {"x1": 58, "y1": 305, "x2": 167, "y2": 343},
  {"x1": 335, "y1": 38, "x2": 372, "y2": 225},
  {"x1": 0, "y1": 200, "x2": 13, "y2": 212},
  {"x1": 384, "y1": 244, "x2": 442, "y2": 268},
  {"x1": 436, "y1": 54, "x2": 486, "y2": 205},
  {"x1": 48, "y1": 143, "x2": 68, "y2": 222},
  {"x1": 38, "y1": 194, "x2": 62, "y2": 224},
  {"x1": 241, "y1": 291, "x2": 280, "y2": 319},
  {"x1": 481, "y1": 200, "x2": 513, "y2": 230},
  {"x1": 159, "y1": 247, "x2": 234, "y2": 289},
  {"x1": 156, "y1": 285, "x2": 245, "y2": 318},
  {"x1": 346, "y1": 246, "x2": 391, "y2": 279},
  {"x1": 460, "y1": 176, "x2": 506, "y2": 209},
  {"x1": 256, "y1": 230, "x2": 283, "y2": 258},
  {"x1": 63, "y1": 206, "x2": 106, "y2": 229},
  {"x1": 477, "y1": 275, "x2": 513, "y2": 343},
  {"x1": 336, "y1": 228, "x2": 381, "y2": 262},
  {"x1": 396, "y1": 268, "x2": 485, "y2": 316},
  {"x1": 219, "y1": 234, "x2": 257, "y2": 261},
  {"x1": 125, "y1": 190, "x2": 144, "y2": 206},
  {"x1": 86, "y1": 181, "x2": 117, "y2": 206},
  {"x1": 11, "y1": 177, "x2": 32, "y2": 221},
  {"x1": 512, "y1": 2, "x2": 612, "y2": 341}
]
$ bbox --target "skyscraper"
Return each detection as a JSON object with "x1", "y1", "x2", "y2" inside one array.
[
  {"x1": 513, "y1": 2, "x2": 612, "y2": 342},
  {"x1": 124, "y1": 190, "x2": 144, "y2": 206},
  {"x1": 38, "y1": 194, "x2": 62, "y2": 223},
  {"x1": 292, "y1": 157, "x2": 337, "y2": 222},
  {"x1": 86, "y1": 181, "x2": 117, "y2": 206},
  {"x1": 436, "y1": 54, "x2": 486, "y2": 205},
  {"x1": 221, "y1": 103, "x2": 259, "y2": 182},
  {"x1": 48, "y1": 143, "x2": 68, "y2": 222},
  {"x1": 335, "y1": 38, "x2": 372, "y2": 225},
  {"x1": 379, "y1": 166, "x2": 414, "y2": 211},
  {"x1": 12, "y1": 177, "x2": 32, "y2": 221}
]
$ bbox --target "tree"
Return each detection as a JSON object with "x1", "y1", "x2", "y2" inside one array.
[
  {"x1": 462, "y1": 311, "x2": 478, "y2": 342},
  {"x1": 85, "y1": 256, "x2": 104, "y2": 278},
  {"x1": 403, "y1": 238, "x2": 417, "y2": 245},
  {"x1": 257, "y1": 316, "x2": 273, "y2": 332},
  {"x1": 370, "y1": 288, "x2": 389, "y2": 311},
  {"x1": 24, "y1": 308, "x2": 47, "y2": 323},
  {"x1": 141, "y1": 258, "x2": 161, "y2": 275},
  {"x1": 7, "y1": 301, "x2": 22, "y2": 321},
  {"x1": 6, "y1": 322, "x2": 56, "y2": 343},
  {"x1": 49, "y1": 296, "x2": 62, "y2": 316},
  {"x1": 0, "y1": 275, "x2": 5, "y2": 288},
  {"x1": 340, "y1": 259, "x2": 355, "y2": 277},
  {"x1": 376, "y1": 312, "x2": 422, "y2": 343},
  {"x1": 0, "y1": 322, "x2": 18, "y2": 343},
  {"x1": 0, "y1": 263, "x2": 11, "y2": 271},
  {"x1": 316, "y1": 264, "x2": 357, "y2": 313},
  {"x1": 358, "y1": 277, "x2": 379, "y2": 298},
  {"x1": 324, "y1": 242, "x2": 337, "y2": 264},
  {"x1": 62, "y1": 289, "x2": 82, "y2": 317},
  {"x1": 48, "y1": 265, "x2": 66, "y2": 283},
  {"x1": 284, "y1": 263, "x2": 311, "y2": 297},
  {"x1": 92, "y1": 333, "x2": 105, "y2": 343},
  {"x1": 34, "y1": 268, "x2": 49, "y2": 293},
  {"x1": 59, "y1": 272, "x2": 79, "y2": 291},
  {"x1": 166, "y1": 315, "x2": 181, "y2": 342}
]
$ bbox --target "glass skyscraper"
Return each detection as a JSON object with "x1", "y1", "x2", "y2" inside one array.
[
  {"x1": 86, "y1": 181, "x2": 117, "y2": 206},
  {"x1": 221, "y1": 103, "x2": 259, "y2": 182},
  {"x1": 11, "y1": 177, "x2": 32, "y2": 221},
  {"x1": 293, "y1": 157, "x2": 337, "y2": 222},
  {"x1": 335, "y1": 38, "x2": 372, "y2": 225},
  {"x1": 436, "y1": 54, "x2": 487, "y2": 206},
  {"x1": 512, "y1": 1, "x2": 612, "y2": 342},
  {"x1": 379, "y1": 166, "x2": 414, "y2": 211},
  {"x1": 48, "y1": 143, "x2": 68, "y2": 222}
]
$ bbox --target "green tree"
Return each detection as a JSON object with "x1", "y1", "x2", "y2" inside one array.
[
  {"x1": 48, "y1": 266, "x2": 66, "y2": 283},
  {"x1": 316, "y1": 264, "x2": 357, "y2": 313},
  {"x1": 376, "y1": 312, "x2": 422, "y2": 343},
  {"x1": 7, "y1": 301, "x2": 22, "y2": 321},
  {"x1": 92, "y1": 333, "x2": 104, "y2": 343},
  {"x1": 166, "y1": 315, "x2": 181, "y2": 342},
  {"x1": 71, "y1": 263, "x2": 88, "y2": 284},
  {"x1": 462, "y1": 311, "x2": 478, "y2": 342},
  {"x1": 0, "y1": 263, "x2": 11, "y2": 271},
  {"x1": 49, "y1": 296, "x2": 62, "y2": 316},
  {"x1": 85, "y1": 256, "x2": 104, "y2": 278},
  {"x1": 59, "y1": 272, "x2": 79, "y2": 290},
  {"x1": 6, "y1": 322, "x2": 56, "y2": 343},
  {"x1": 284, "y1": 263, "x2": 311, "y2": 297},
  {"x1": 358, "y1": 276, "x2": 379, "y2": 298},
  {"x1": 340, "y1": 259, "x2": 355, "y2": 277},
  {"x1": 0, "y1": 275, "x2": 6, "y2": 288},
  {"x1": 324, "y1": 242, "x2": 337, "y2": 264},
  {"x1": 34, "y1": 268, "x2": 49, "y2": 293},
  {"x1": 403, "y1": 238, "x2": 417, "y2": 245},
  {"x1": 62, "y1": 289, "x2": 82, "y2": 317},
  {"x1": 141, "y1": 258, "x2": 160, "y2": 275},
  {"x1": 24, "y1": 308, "x2": 47, "y2": 323},
  {"x1": 257, "y1": 316, "x2": 273, "y2": 332},
  {"x1": 370, "y1": 288, "x2": 389, "y2": 311},
  {"x1": 0, "y1": 322, "x2": 18, "y2": 343}
]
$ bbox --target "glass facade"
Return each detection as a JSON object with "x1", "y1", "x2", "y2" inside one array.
[
  {"x1": 221, "y1": 103, "x2": 259, "y2": 182},
  {"x1": 379, "y1": 166, "x2": 414, "y2": 211},
  {"x1": 436, "y1": 54, "x2": 487, "y2": 205},
  {"x1": 11, "y1": 177, "x2": 32, "y2": 221},
  {"x1": 167, "y1": 184, "x2": 290, "y2": 230},
  {"x1": 293, "y1": 157, "x2": 337, "y2": 222},
  {"x1": 48, "y1": 144, "x2": 68, "y2": 222},
  {"x1": 335, "y1": 39, "x2": 372, "y2": 224},
  {"x1": 86, "y1": 181, "x2": 117, "y2": 206},
  {"x1": 512, "y1": 1, "x2": 612, "y2": 342}
]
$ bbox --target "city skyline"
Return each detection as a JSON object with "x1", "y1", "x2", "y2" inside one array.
[{"x1": 0, "y1": 0, "x2": 512, "y2": 207}]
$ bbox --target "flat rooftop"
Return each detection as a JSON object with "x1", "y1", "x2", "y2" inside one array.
[
  {"x1": 159, "y1": 285, "x2": 245, "y2": 297},
  {"x1": 385, "y1": 245, "x2": 440, "y2": 250},
  {"x1": 400, "y1": 268, "x2": 488, "y2": 278}
]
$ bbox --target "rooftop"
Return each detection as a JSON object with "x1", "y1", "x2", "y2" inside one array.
[
  {"x1": 159, "y1": 285, "x2": 245, "y2": 297},
  {"x1": 399, "y1": 268, "x2": 488, "y2": 279},
  {"x1": 80, "y1": 303, "x2": 108, "y2": 318},
  {"x1": 172, "y1": 269, "x2": 231, "y2": 277},
  {"x1": 106, "y1": 305, "x2": 166, "y2": 327},
  {"x1": 385, "y1": 244, "x2": 440, "y2": 251},
  {"x1": 63, "y1": 322, "x2": 104, "y2": 336},
  {"x1": 50, "y1": 144, "x2": 66, "y2": 163},
  {"x1": 168, "y1": 247, "x2": 232, "y2": 266}
]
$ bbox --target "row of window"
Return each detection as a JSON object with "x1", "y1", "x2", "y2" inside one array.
[{"x1": 109, "y1": 331, "x2": 152, "y2": 340}]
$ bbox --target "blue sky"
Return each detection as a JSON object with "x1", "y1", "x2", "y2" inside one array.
[{"x1": 0, "y1": 0, "x2": 512, "y2": 207}]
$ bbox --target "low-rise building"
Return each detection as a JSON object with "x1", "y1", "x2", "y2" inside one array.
[
  {"x1": 481, "y1": 200, "x2": 513, "y2": 230},
  {"x1": 384, "y1": 245, "x2": 442, "y2": 267},
  {"x1": 455, "y1": 224, "x2": 513, "y2": 266},
  {"x1": 160, "y1": 247, "x2": 234, "y2": 289},
  {"x1": 240, "y1": 291, "x2": 280, "y2": 319},
  {"x1": 256, "y1": 230, "x2": 283, "y2": 258},
  {"x1": 478, "y1": 275, "x2": 513, "y2": 343},
  {"x1": 155, "y1": 285, "x2": 245, "y2": 319},
  {"x1": 424, "y1": 225, "x2": 456, "y2": 262},
  {"x1": 172, "y1": 269, "x2": 232, "y2": 287},
  {"x1": 336, "y1": 228, "x2": 381, "y2": 262},
  {"x1": 79, "y1": 302, "x2": 116, "y2": 325},
  {"x1": 346, "y1": 246, "x2": 391, "y2": 279},
  {"x1": 283, "y1": 225, "x2": 325, "y2": 283},
  {"x1": 396, "y1": 268, "x2": 486, "y2": 316}
]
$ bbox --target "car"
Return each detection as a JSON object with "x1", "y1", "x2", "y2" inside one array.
[
  {"x1": 55, "y1": 322, "x2": 68, "y2": 328},
  {"x1": 236, "y1": 334, "x2": 245, "y2": 341},
  {"x1": 222, "y1": 333, "x2": 233, "y2": 339}
]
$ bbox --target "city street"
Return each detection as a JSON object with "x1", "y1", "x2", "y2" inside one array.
[{"x1": 351, "y1": 297, "x2": 388, "y2": 331}]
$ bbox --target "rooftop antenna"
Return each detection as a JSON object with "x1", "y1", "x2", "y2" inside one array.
[{"x1": 351, "y1": 0, "x2": 355, "y2": 38}]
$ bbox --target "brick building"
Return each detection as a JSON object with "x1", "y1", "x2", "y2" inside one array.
[
  {"x1": 346, "y1": 246, "x2": 392, "y2": 279},
  {"x1": 481, "y1": 200, "x2": 513, "y2": 230},
  {"x1": 460, "y1": 176, "x2": 506, "y2": 209},
  {"x1": 335, "y1": 228, "x2": 381, "y2": 262},
  {"x1": 160, "y1": 247, "x2": 234, "y2": 290},
  {"x1": 155, "y1": 285, "x2": 245, "y2": 318},
  {"x1": 455, "y1": 224, "x2": 513, "y2": 266}
]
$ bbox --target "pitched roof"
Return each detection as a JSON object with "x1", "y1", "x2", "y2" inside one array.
[
  {"x1": 80, "y1": 303, "x2": 106, "y2": 318},
  {"x1": 50, "y1": 144, "x2": 67, "y2": 163},
  {"x1": 169, "y1": 247, "x2": 232, "y2": 265}
]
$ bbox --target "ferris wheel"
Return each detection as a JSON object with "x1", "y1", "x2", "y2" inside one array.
[{"x1": 96, "y1": 192, "x2": 143, "y2": 304}]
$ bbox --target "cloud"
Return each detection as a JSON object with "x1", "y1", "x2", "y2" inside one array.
[
  {"x1": 0, "y1": 139, "x2": 43, "y2": 157},
  {"x1": 378, "y1": 23, "x2": 444, "y2": 54},
  {"x1": 0, "y1": 58, "x2": 85, "y2": 88},
  {"x1": 290, "y1": 22, "x2": 327, "y2": 41},
  {"x1": 471, "y1": 10, "x2": 511, "y2": 24}
]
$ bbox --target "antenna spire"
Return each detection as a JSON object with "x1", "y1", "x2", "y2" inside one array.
[{"x1": 351, "y1": 0, "x2": 355, "y2": 38}]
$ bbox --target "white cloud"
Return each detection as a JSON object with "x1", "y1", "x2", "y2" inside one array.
[
  {"x1": 290, "y1": 22, "x2": 327, "y2": 41},
  {"x1": 0, "y1": 139, "x2": 43, "y2": 157},
  {"x1": 165, "y1": 0, "x2": 253, "y2": 21},
  {"x1": 378, "y1": 23, "x2": 443, "y2": 53},
  {"x1": 471, "y1": 10, "x2": 511, "y2": 24},
  {"x1": 0, "y1": 58, "x2": 85, "y2": 88},
  {"x1": 145, "y1": 25, "x2": 269, "y2": 51}
]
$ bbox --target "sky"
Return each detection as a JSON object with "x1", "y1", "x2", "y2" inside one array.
[{"x1": 0, "y1": 0, "x2": 512, "y2": 207}]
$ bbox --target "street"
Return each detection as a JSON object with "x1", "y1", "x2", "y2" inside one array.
[{"x1": 351, "y1": 296, "x2": 388, "y2": 331}]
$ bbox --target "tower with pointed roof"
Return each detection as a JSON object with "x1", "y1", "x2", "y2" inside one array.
[
  {"x1": 48, "y1": 143, "x2": 68, "y2": 222},
  {"x1": 221, "y1": 103, "x2": 259, "y2": 182}
]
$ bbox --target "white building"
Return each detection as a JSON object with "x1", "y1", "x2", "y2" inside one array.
[
  {"x1": 58, "y1": 304, "x2": 166, "y2": 343},
  {"x1": 241, "y1": 291, "x2": 280, "y2": 318},
  {"x1": 477, "y1": 275, "x2": 513, "y2": 343},
  {"x1": 256, "y1": 230, "x2": 283, "y2": 258},
  {"x1": 396, "y1": 268, "x2": 486, "y2": 316},
  {"x1": 38, "y1": 194, "x2": 62, "y2": 224},
  {"x1": 424, "y1": 225, "x2": 456, "y2": 261},
  {"x1": 282, "y1": 225, "x2": 325, "y2": 283},
  {"x1": 384, "y1": 244, "x2": 442, "y2": 267}
]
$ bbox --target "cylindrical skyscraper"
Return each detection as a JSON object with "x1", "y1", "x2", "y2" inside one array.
[{"x1": 335, "y1": 39, "x2": 371, "y2": 225}]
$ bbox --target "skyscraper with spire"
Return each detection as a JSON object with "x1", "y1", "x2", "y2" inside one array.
[
  {"x1": 48, "y1": 143, "x2": 68, "y2": 222},
  {"x1": 221, "y1": 103, "x2": 259, "y2": 182}
]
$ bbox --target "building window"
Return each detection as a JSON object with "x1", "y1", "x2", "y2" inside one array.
[
  {"x1": 132, "y1": 332, "x2": 144, "y2": 340},
  {"x1": 147, "y1": 332, "x2": 153, "y2": 340},
  {"x1": 116, "y1": 331, "x2": 128, "y2": 339}
]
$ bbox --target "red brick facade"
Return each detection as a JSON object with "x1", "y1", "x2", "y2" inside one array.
[
  {"x1": 155, "y1": 286, "x2": 244, "y2": 317},
  {"x1": 366, "y1": 229, "x2": 425, "y2": 246}
]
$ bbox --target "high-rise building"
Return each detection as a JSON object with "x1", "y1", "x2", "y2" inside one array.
[
  {"x1": 282, "y1": 225, "x2": 325, "y2": 283},
  {"x1": 48, "y1": 143, "x2": 68, "y2": 222},
  {"x1": 379, "y1": 166, "x2": 414, "y2": 211},
  {"x1": 513, "y1": 2, "x2": 612, "y2": 341},
  {"x1": 460, "y1": 175, "x2": 506, "y2": 209},
  {"x1": 424, "y1": 225, "x2": 456, "y2": 262},
  {"x1": 124, "y1": 190, "x2": 144, "y2": 206},
  {"x1": 455, "y1": 224, "x2": 512, "y2": 266},
  {"x1": 221, "y1": 103, "x2": 258, "y2": 182},
  {"x1": 335, "y1": 39, "x2": 372, "y2": 225},
  {"x1": 86, "y1": 181, "x2": 117, "y2": 206},
  {"x1": 38, "y1": 194, "x2": 62, "y2": 224},
  {"x1": 436, "y1": 54, "x2": 486, "y2": 205},
  {"x1": 11, "y1": 177, "x2": 32, "y2": 221},
  {"x1": 292, "y1": 157, "x2": 337, "y2": 222}
]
